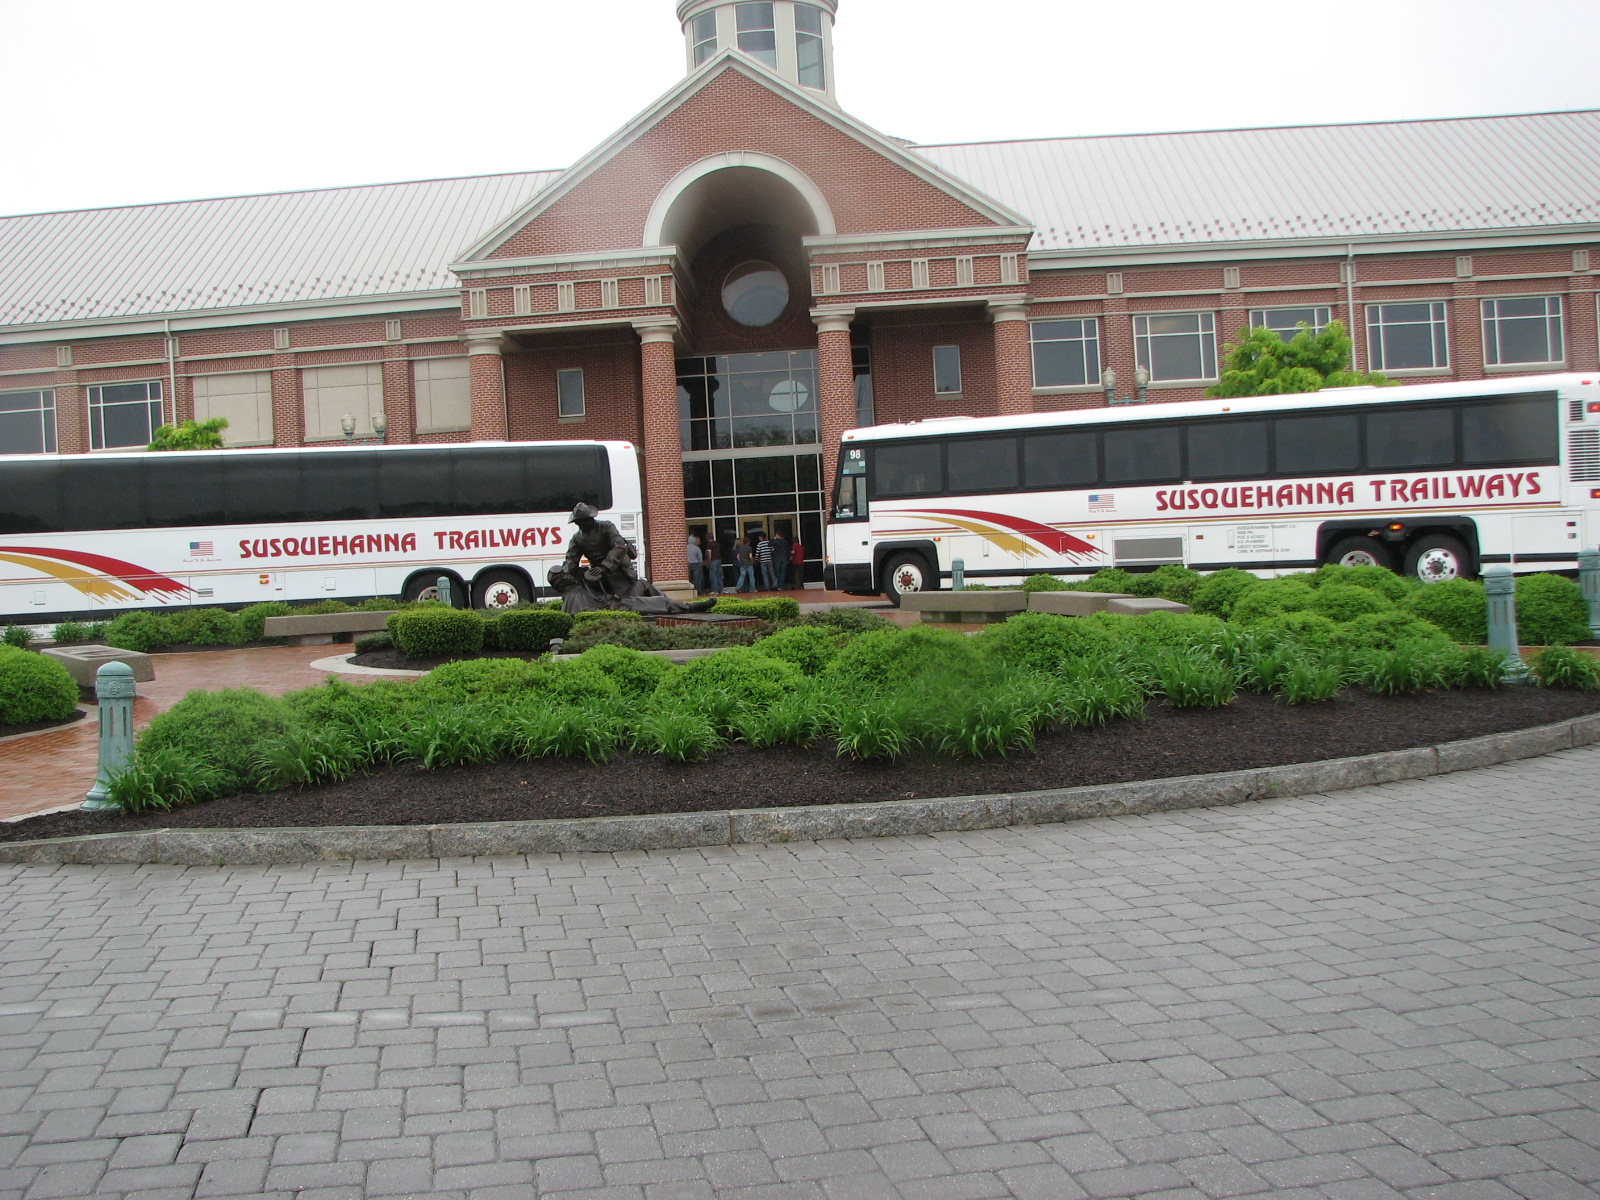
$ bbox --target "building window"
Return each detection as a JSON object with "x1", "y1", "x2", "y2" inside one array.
[
  {"x1": 302, "y1": 363, "x2": 383, "y2": 442},
  {"x1": 192, "y1": 372, "x2": 273, "y2": 446},
  {"x1": 1030, "y1": 319, "x2": 1101, "y2": 388},
  {"x1": 932, "y1": 345, "x2": 962, "y2": 394},
  {"x1": 722, "y1": 261, "x2": 789, "y2": 327},
  {"x1": 735, "y1": 2, "x2": 777, "y2": 67},
  {"x1": 0, "y1": 388, "x2": 56, "y2": 454},
  {"x1": 677, "y1": 350, "x2": 819, "y2": 451},
  {"x1": 557, "y1": 369, "x2": 586, "y2": 420},
  {"x1": 1134, "y1": 313, "x2": 1218, "y2": 382},
  {"x1": 1366, "y1": 301, "x2": 1448, "y2": 371},
  {"x1": 691, "y1": 10, "x2": 718, "y2": 65},
  {"x1": 413, "y1": 357, "x2": 471, "y2": 432},
  {"x1": 1482, "y1": 296, "x2": 1563, "y2": 366},
  {"x1": 88, "y1": 380, "x2": 163, "y2": 450},
  {"x1": 1248, "y1": 306, "x2": 1332, "y2": 342},
  {"x1": 794, "y1": 3, "x2": 826, "y2": 87}
]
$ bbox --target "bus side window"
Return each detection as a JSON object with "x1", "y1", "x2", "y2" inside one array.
[
  {"x1": 1460, "y1": 394, "x2": 1557, "y2": 466},
  {"x1": 1365, "y1": 407, "x2": 1455, "y2": 471},
  {"x1": 65, "y1": 458, "x2": 145, "y2": 531},
  {"x1": 225, "y1": 455, "x2": 306, "y2": 525},
  {"x1": 148, "y1": 456, "x2": 227, "y2": 527},
  {"x1": 1023, "y1": 431, "x2": 1098, "y2": 489},
  {"x1": 380, "y1": 450, "x2": 452, "y2": 519},
  {"x1": 1104, "y1": 426, "x2": 1181, "y2": 485},
  {"x1": 1273, "y1": 413, "x2": 1360, "y2": 476},
  {"x1": 302, "y1": 452, "x2": 377, "y2": 521},
  {"x1": 1188, "y1": 420, "x2": 1269, "y2": 481},
  {"x1": 872, "y1": 443, "x2": 943, "y2": 498},
  {"x1": 0, "y1": 461, "x2": 64, "y2": 534}
]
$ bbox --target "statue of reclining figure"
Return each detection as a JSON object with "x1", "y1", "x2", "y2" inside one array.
[{"x1": 549, "y1": 503, "x2": 717, "y2": 615}]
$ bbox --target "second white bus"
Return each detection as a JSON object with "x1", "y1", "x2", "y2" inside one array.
[{"x1": 824, "y1": 373, "x2": 1600, "y2": 602}]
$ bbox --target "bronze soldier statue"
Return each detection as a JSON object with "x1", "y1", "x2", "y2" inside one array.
[{"x1": 548, "y1": 503, "x2": 716, "y2": 614}]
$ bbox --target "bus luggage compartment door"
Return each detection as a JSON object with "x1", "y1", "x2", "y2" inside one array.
[
  {"x1": 1511, "y1": 511, "x2": 1581, "y2": 566},
  {"x1": 1113, "y1": 536, "x2": 1185, "y2": 568}
]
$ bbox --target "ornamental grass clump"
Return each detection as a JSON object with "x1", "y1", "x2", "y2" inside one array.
[
  {"x1": 1516, "y1": 574, "x2": 1590, "y2": 645},
  {"x1": 634, "y1": 701, "x2": 723, "y2": 762},
  {"x1": 1276, "y1": 659, "x2": 1344, "y2": 705},
  {"x1": 508, "y1": 700, "x2": 628, "y2": 763},
  {"x1": 1351, "y1": 641, "x2": 1451, "y2": 695},
  {"x1": 831, "y1": 692, "x2": 917, "y2": 761},
  {"x1": 1150, "y1": 650, "x2": 1239, "y2": 708},
  {"x1": 1433, "y1": 644, "x2": 1509, "y2": 690},
  {"x1": 932, "y1": 675, "x2": 1054, "y2": 758},
  {"x1": 398, "y1": 705, "x2": 508, "y2": 768},
  {"x1": 1053, "y1": 671, "x2": 1148, "y2": 728},
  {"x1": 251, "y1": 726, "x2": 365, "y2": 790},
  {"x1": 137, "y1": 687, "x2": 291, "y2": 794},
  {"x1": 1528, "y1": 645, "x2": 1600, "y2": 690},
  {"x1": 107, "y1": 747, "x2": 231, "y2": 814},
  {"x1": 737, "y1": 682, "x2": 826, "y2": 749},
  {"x1": 0, "y1": 646, "x2": 79, "y2": 725}
]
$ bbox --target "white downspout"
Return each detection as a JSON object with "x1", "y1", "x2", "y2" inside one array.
[
  {"x1": 164, "y1": 318, "x2": 178, "y2": 427},
  {"x1": 1344, "y1": 244, "x2": 1360, "y2": 371}
]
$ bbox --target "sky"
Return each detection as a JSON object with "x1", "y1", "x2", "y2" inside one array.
[{"x1": 1, "y1": 0, "x2": 1597, "y2": 217}]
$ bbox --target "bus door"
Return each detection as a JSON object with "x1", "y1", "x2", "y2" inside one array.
[{"x1": 1511, "y1": 511, "x2": 1581, "y2": 566}]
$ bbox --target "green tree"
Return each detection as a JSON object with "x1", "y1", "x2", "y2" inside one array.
[
  {"x1": 148, "y1": 417, "x2": 228, "y2": 450},
  {"x1": 1208, "y1": 320, "x2": 1387, "y2": 398}
]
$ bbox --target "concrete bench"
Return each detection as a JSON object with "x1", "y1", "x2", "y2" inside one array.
[
  {"x1": 1104, "y1": 597, "x2": 1192, "y2": 616},
  {"x1": 262, "y1": 611, "x2": 396, "y2": 646},
  {"x1": 899, "y1": 590, "x2": 1027, "y2": 624},
  {"x1": 1027, "y1": 590, "x2": 1131, "y2": 616},
  {"x1": 42, "y1": 644, "x2": 154, "y2": 687}
]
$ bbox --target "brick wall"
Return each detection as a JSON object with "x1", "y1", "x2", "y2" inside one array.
[{"x1": 505, "y1": 333, "x2": 644, "y2": 444}]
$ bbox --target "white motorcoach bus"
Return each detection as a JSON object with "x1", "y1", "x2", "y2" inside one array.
[
  {"x1": 0, "y1": 440, "x2": 644, "y2": 624},
  {"x1": 824, "y1": 373, "x2": 1600, "y2": 603}
]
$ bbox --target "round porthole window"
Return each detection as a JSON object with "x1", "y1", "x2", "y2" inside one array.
[
  {"x1": 722, "y1": 261, "x2": 789, "y2": 327},
  {"x1": 768, "y1": 379, "x2": 809, "y2": 413}
]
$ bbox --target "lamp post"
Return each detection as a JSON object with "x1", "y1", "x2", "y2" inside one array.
[
  {"x1": 340, "y1": 411, "x2": 387, "y2": 444},
  {"x1": 1102, "y1": 367, "x2": 1150, "y2": 406}
]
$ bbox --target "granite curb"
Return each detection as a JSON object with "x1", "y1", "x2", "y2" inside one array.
[{"x1": 3, "y1": 713, "x2": 1597, "y2": 866}]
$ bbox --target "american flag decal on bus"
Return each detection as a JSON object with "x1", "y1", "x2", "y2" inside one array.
[
  {"x1": 189, "y1": 541, "x2": 215, "y2": 555},
  {"x1": 1088, "y1": 493, "x2": 1116, "y2": 512}
]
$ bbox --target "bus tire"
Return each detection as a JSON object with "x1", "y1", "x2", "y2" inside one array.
[
  {"x1": 881, "y1": 552, "x2": 933, "y2": 607},
  {"x1": 473, "y1": 569, "x2": 531, "y2": 612},
  {"x1": 1403, "y1": 535, "x2": 1472, "y2": 584},
  {"x1": 402, "y1": 572, "x2": 467, "y2": 607},
  {"x1": 1324, "y1": 536, "x2": 1394, "y2": 571}
]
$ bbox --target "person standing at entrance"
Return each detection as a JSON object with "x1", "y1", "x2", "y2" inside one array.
[
  {"x1": 754, "y1": 531, "x2": 776, "y2": 591},
  {"x1": 733, "y1": 537, "x2": 755, "y2": 592},
  {"x1": 769, "y1": 531, "x2": 790, "y2": 591},
  {"x1": 687, "y1": 533, "x2": 706, "y2": 594},
  {"x1": 706, "y1": 537, "x2": 724, "y2": 593},
  {"x1": 789, "y1": 537, "x2": 805, "y2": 588}
]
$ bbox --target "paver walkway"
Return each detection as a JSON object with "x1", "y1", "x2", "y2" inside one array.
[{"x1": 0, "y1": 746, "x2": 1596, "y2": 1199}]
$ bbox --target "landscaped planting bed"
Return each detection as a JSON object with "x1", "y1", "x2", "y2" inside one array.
[{"x1": 5, "y1": 565, "x2": 1597, "y2": 842}]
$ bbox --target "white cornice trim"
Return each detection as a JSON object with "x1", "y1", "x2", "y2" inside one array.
[
  {"x1": 804, "y1": 227, "x2": 1033, "y2": 254},
  {"x1": 1025, "y1": 224, "x2": 1600, "y2": 270},
  {"x1": 449, "y1": 246, "x2": 681, "y2": 278},
  {"x1": 0, "y1": 291, "x2": 460, "y2": 345},
  {"x1": 451, "y1": 53, "x2": 1031, "y2": 266}
]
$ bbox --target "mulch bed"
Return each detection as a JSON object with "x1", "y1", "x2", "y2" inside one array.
[
  {"x1": 5, "y1": 685, "x2": 1598, "y2": 843},
  {"x1": 0, "y1": 711, "x2": 87, "y2": 740},
  {"x1": 349, "y1": 648, "x2": 543, "y2": 672}
]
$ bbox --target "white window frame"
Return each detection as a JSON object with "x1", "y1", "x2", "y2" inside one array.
[
  {"x1": 0, "y1": 387, "x2": 57, "y2": 454},
  {"x1": 794, "y1": 3, "x2": 826, "y2": 88},
  {"x1": 192, "y1": 371, "x2": 274, "y2": 447},
  {"x1": 1366, "y1": 301, "x2": 1449, "y2": 372},
  {"x1": 735, "y1": 1, "x2": 777, "y2": 67},
  {"x1": 87, "y1": 379, "x2": 164, "y2": 450},
  {"x1": 932, "y1": 345, "x2": 963, "y2": 395},
  {"x1": 1248, "y1": 306, "x2": 1332, "y2": 342},
  {"x1": 1133, "y1": 312, "x2": 1218, "y2": 383},
  {"x1": 557, "y1": 368, "x2": 586, "y2": 421},
  {"x1": 691, "y1": 10, "x2": 718, "y2": 65},
  {"x1": 1029, "y1": 318, "x2": 1101, "y2": 389},
  {"x1": 301, "y1": 362, "x2": 384, "y2": 443},
  {"x1": 1481, "y1": 295, "x2": 1565, "y2": 367},
  {"x1": 412, "y1": 356, "x2": 472, "y2": 434}
]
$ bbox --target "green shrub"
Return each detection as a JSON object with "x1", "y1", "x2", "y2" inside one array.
[
  {"x1": 0, "y1": 646, "x2": 79, "y2": 724},
  {"x1": 492, "y1": 607, "x2": 573, "y2": 652},
  {"x1": 1191, "y1": 568, "x2": 1262, "y2": 618},
  {"x1": 1231, "y1": 579, "x2": 1317, "y2": 625},
  {"x1": 976, "y1": 612, "x2": 1119, "y2": 676},
  {"x1": 415, "y1": 657, "x2": 619, "y2": 706},
  {"x1": 356, "y1": 597, "x2": 400, "y2": 612},
  {"x1": 1308, "y1": 583, "x2": 1394, "y2": 623},
  {"x1": 570, "y1": 608, "x2": 645, "y2": 627},
  {"x1": 823, "y1": 626, "x2": 987, "y2": 695},
  {"x1": 138, "y1": 687, "x2": 291, "y2": 792},
  {"x1": 167, "y1": 607, "x2": 246, "y2": 647},
  {"x1": 1022, "y1": 574, "x2": 1070, "y2": 593},
  {"x1": 1141, "y1": 564, "x2": 1204, "y2": 604},
  {"x1": 50, "y1": 621, "x2": 90, "y2": 644},
  {"x1": 1075, "y1": 568, "x2": 1141, "y2": 595},
  {"x1": 107, "y1": 747, "x2": 231, "y2": 814},
  {"x1": 575, "y1": 644, "x2": 674, "y2": 700},
  {"x1": 1528, "y1": 645, "x2": 1600, "y2": 690},
  {"x1": 751, "y1": 625, "x2": 843, "y2": 676},
  {"x1": 1516, "y1": 574, "x2": 1590, "y2": 645},
  {"x1": 1253, "y1": 610, "x2": 1343, "y2": 648},
  {"x1": 1334, "y1": 610, "x2": 1454, "y2": 652},
  {"x1": 797, "y1": 607, "x2": 895, "y2": 637},
  {"x1": 1310, "y1": 563, "x2": 1413, "y2": 601},
  {"x1": 2, "y1": 625, "x2": 31, "y2": 649},
  {"x1": 711, "y1": 596, "x2": 800, "y2": 621},
  {"x1": 390, "y1": 607, "x2": 485, "y2": 658},
  {"x1": 653, "y1": 647, "x2": 803, "y2": 729},
  {"x1": 236, "y1": 602, "x2": 294, "y2": 643},
  {"x1": 561, "y1": 617, "x2": 676, "y2": 654},
  {"x1": 352, "y1": 631, "x2": 392, "y2": 654},
  {"x1": 84, "y1": 622, "x2": 109, "y2": 642},
  {"x1": 1081, "y1": 610, "x2": 1229, "y2": 652},
  {"x1": 1404, "y1": 579, "x2": 1487, "y2": 644},
  {"x1": 105, "y1": 611, "x2": 177, "y2": 653},
  {"x1": 297, "y1": 599, "x2": 352, "y2": 615}
]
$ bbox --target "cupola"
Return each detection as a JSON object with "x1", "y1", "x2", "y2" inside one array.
[{"x1": 677, "y1": 1, "x2": 838, "y2": 106}]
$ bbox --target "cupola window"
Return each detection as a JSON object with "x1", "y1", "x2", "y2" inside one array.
[
  {"x1": 795, "y1": 5, "x2": 826, "y2": 88},
  {"x1": 722, "y1": 262, "x2": 789, "y2": 327},
  {"x1": 735, "y1": 2, "x2": 778, "y2": 68},
  {"x1": 690, "y1": 11, "x2": 718, "y2": 66}
]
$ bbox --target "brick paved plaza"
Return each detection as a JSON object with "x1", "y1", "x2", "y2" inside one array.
[{"x1": 0, "y1": 747, "x2": 1596, "y2": 1200}]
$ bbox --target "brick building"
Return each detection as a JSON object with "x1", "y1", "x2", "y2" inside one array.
[{"x1": 4, "y1": 0, "x2": 1600, "y2": 587}]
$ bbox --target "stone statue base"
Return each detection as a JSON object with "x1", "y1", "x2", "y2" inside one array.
[{"x1": 547, "y1": 566, "x2": 718, "y2": 616}]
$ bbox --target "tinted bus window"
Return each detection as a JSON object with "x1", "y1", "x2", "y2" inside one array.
[
  {"x1": 302, "y1": 452, "x2": 377, "y2": 521},
  {"x1": 226, "y1": 456, "x2": 306, "y2": 525},
  {"x1": 1104, "y1": 426, "x2": 1181, "y2": 484},
  {"x1": 871, "y1": 442, "x2": 943, "y2": 498},
  {"x1": 1460, "y1": 395, "x2": 1557, "y2": 466},
  {"x1": 1187, "y1": 420, "x2": 1269, "y2": 481},
  {"x1": 947, "y1": 437, "x2": 1018, "y2": 493},
  {"x1": 0, "y1": 461, "x2": 62, "y2": 534},
  {"x1": 1366, "y1": 407, "x2": 1455, "y2": 471},
  {"x1": 379, "y1": 451, "x2": 452, "y2": 518},
  {"x1": 459, "y1": 449, "x2": 529, "y2": 517},
  {"x1": 524, "y1": 447, "x2": 612, "y2": 512},
  {"x1": 1023, "y1": 430, "x2": 1097, "y2": 489},
  {"x1": 148, "y1": 456, "x2": 227, "y2": 527},
  {"x1": 1274, "y1": 412, "x2": 1360, "y2": 476},
  {"x1": 64, "y1": 459, "x2": 145, "y2": 530}
]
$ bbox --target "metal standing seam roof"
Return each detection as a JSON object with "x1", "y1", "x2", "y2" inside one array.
[
  {"x1": 3, "y1": 110, "x2": 1599, "y2": 331},
  {"x1": 914, "y1": 110, "x2": 1600, "y2": 252}
]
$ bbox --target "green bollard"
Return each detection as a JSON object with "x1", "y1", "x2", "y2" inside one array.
[
  {"x1": 82, "y1": 661, "x2": 136, "y2": 812},
  {"x1": 1481, "y1": 565, "x2": 1528, "y2": 682},
  {"x1": 1580, "y1": 549, "x2": 1600, "y2": 638},
  {"x1": 436, "y1": 575, "x2": 452, "y2": 607},
  {"x1": 952, "y1": 558, "x2": 965, "y2": 591}
]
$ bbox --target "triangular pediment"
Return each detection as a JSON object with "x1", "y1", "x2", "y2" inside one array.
[{"x1": 454, "y1": 52, "x2": 1031, "y2": 268}]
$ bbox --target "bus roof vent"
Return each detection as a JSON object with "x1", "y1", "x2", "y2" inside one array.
[{"x1": 1570, "y1": 398, "x2": 1586, "y2": 423}]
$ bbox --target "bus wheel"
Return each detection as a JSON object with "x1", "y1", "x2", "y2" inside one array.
[
  {"x1": 403, "y1": 573, "x2": 465, "y2": 606},
  {"x1": 473, "y1": 570, "x2": 530, "y2": 612},
  {"x1": 881, "y1": 552, "x2": 932, "y2": 607},
  {"x1": 1325, "y1": 537, "x2": 1394, "y2": 571},
  {"x1": 1404, "y1": 535, "x2": 1471, "y2": 584}
]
